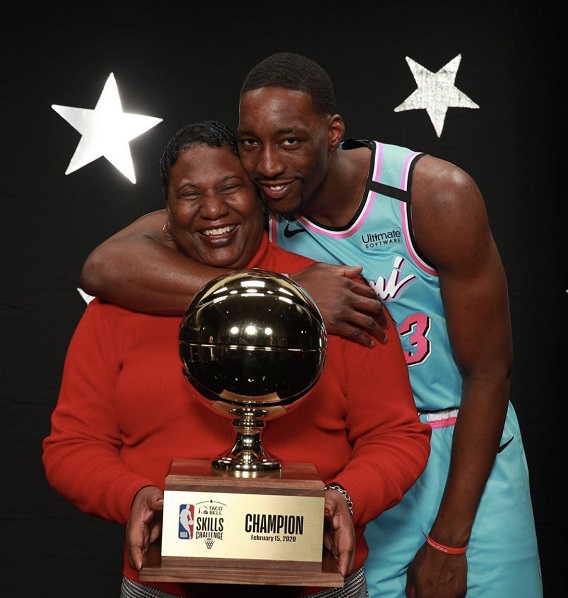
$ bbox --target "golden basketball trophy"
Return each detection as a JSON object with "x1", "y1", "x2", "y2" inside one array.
[{"x1": 140, "y1": 269, "x2": 343, "y2": 587}]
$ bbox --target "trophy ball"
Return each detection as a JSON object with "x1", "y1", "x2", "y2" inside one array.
[{"x1": 179, "y1": 269, "x2": 328, "y2": 420}]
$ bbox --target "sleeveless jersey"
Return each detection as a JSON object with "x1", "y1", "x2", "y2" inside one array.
[
  {"x1": 270, "y1": 140, "x2": 543, "y2": 597},
  {"x1": 269, "y1": 139, "x2": 461, "y2": 412}
]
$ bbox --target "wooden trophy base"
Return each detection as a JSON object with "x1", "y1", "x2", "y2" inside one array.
[{"x1": 139, "y1": 459, "x2": 344, "y2": 587}]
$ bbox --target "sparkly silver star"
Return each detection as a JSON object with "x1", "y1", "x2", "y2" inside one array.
[
  {"x1": 394, "y1": 54, "x2": 479, "y2": 137},
  {"x1": 52, "y1": 73, "x2": 162, "y2": 183}
]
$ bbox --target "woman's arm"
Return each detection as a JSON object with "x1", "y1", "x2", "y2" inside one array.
[
  {"x1": 42, "y1": 301, "x2": 156, "y2": 525},
  {"x1": 330, "y1": 311, "x2": 432, "y2": 525}
]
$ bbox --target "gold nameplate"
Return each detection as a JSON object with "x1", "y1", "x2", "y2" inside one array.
[{"x1": 140, "y1": 459, "x2": 344, "y2": 587}]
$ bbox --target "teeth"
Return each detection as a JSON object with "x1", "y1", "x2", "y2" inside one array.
[
  {"x1": 268, "y1": 185, "x2": 285, "y2": 191},
  {"x1": 202, "y1": 225, "x2": 236, "y2": 237}
]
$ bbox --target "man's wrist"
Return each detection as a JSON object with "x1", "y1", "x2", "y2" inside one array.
[{"x1": 426, "y1": 534, "x2": 468, "y2": 555}]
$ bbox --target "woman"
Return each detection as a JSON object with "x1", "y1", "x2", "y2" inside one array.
[{"x1": 43, "y1": 120, "x2": 430, "y2": 598}]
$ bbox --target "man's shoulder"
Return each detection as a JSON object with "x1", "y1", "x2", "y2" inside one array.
[
  {"x1": 342, "y1": 138, "x2": 420, "y2": 153},
  {"x1": 413, "y1": 154, "x2": 474, "y2": 190}
]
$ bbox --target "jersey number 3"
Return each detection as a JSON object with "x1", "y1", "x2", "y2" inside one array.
[{"x1": 398, "y1": 312, "x2": 431, "y2": 366}]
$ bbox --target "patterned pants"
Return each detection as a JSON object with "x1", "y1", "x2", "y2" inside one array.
[{"x1": 121, "y1": 567, "x2": 368, "y2": 598}]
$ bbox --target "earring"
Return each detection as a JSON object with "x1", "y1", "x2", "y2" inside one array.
[{"x1": 162, "y1": 221, "x2": 173, "y2": 241}]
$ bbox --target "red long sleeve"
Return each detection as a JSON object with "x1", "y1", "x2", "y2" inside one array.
[{"x1": 43, "y1": 233, "x2": 430, "y2": 596}]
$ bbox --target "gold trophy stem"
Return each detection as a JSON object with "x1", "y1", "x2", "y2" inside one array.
[{"x1": 212, "y1": 408, "x2": 282, "y2": 473}]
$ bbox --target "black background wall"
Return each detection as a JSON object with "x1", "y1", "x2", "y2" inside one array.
[{"x1": 2, "y1": 2, "x2": 563, "y2": 596}]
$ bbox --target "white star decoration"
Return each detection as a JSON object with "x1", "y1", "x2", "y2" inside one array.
[
  {"x1": 52, "y1": 73, "x2": 162, "y2": 183},
  {"x1": 394, "y1": 54, "x2": 479, "y2": 137},
  {"x1": 77, "y1": 288, "x2": 95, "y2": 305}
]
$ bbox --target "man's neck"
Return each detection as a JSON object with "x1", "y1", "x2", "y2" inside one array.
[{"x1": 304, "y1": 146, "x2": 371, "y2": 227}]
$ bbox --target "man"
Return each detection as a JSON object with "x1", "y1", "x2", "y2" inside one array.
[{"x1": 80, "y1": 53, "x2": 543, "y2": 597}]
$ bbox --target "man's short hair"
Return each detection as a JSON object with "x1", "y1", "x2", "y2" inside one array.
[{"x1": 240, "y1": 52, "x2": 337, "y2": 116}]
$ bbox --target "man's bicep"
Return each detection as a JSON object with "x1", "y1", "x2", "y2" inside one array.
[
  {"x1": 103, "y1": 209, "x2": 169, "y2": 243},
  {"x1": 79, "y1": 208, "x2": 180, "y2": 305}
]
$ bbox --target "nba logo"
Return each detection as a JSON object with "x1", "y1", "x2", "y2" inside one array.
[{"x1": 178, "y1": 504, "x2": 194, "y2": 540}]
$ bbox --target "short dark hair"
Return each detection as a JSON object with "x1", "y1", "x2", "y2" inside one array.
[
  {"x1": 240, "y1": 52, "x2": 337, "y2": 116},
  {"x1": 160, "y1": 120, "x2": 238, "y2": 197}
]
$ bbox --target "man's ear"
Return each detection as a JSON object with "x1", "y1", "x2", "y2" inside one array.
[{"x1": 328, "y1": 114, "x2": 345, "y2": 151}]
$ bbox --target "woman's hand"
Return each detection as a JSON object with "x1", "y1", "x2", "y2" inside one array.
[
  {"x1": 126, "y1": 485, "x2": 164, "y2": 571},
  {"x1": 323, "y1": 488, "x2": 356, "y2": 577}
]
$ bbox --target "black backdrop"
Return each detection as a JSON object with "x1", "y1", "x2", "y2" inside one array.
[{"x1": 2, "y1": 2, "x2": 563, "y2": 596}]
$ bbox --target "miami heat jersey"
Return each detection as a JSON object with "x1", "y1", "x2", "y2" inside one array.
[
  {"x1": 269, "y1": 139, "x2": 460, "y2": 412},
  {"x1": 269, "y1": 139, "x2": 543, "y2": 598}
]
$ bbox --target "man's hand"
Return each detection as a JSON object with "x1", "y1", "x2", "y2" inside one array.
[
  {"x1": 126, "y1": 485, "x2": 164, "y2": 571},
  {"x1": 291, "y1": 263, "x2": 389, "y2": 347},
  {"x1": 323, "y1": 488, "x2": 356, "y2": 577},
  {"x1": 406, "y1": 541, "x2": 467, "y2": 598}
]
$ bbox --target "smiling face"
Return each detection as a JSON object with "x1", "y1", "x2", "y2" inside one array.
[
  {"x1": 237, "y1": 87, "x2": 344, "y2": 220},
  {"x1": 166, "y1": 143, "x2": 264, "y2": 269}
]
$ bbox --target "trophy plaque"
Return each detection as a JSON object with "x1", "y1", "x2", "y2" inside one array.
[{"x1": 140, "y1": 269, "x2": 343, "y2": 587}]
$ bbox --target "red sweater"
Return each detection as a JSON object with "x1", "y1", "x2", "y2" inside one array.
[{"x1": 43, "y1": 233, "x2": 430, "y2": 597}]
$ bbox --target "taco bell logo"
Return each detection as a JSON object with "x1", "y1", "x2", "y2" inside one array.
[{"x1": 178, "y1": 504, "x2": 195, "y2": 540}]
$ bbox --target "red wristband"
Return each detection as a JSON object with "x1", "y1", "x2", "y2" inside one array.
[{"x1": 426, "y1": 534, "x2": 467, "y2": 555}]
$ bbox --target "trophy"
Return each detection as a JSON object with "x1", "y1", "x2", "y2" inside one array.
[
  {"x1": 179, "y1": 268, "x2": 327, "y2": 472},
  {"x1": 140, "y1": 269, "x2": 344, "y2": 587}
]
